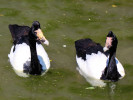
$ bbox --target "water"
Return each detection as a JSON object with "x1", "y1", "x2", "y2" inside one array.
[{"x1": 0, "y1": 0, "x2": 133, "y2": 100}]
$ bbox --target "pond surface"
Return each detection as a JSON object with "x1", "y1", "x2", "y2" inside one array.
[{"x1": 0, "y1": 0, "x2": 133, "y2": 100}]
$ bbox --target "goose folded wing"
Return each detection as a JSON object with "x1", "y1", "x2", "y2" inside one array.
[
  {"x1": 9, "y1": 24, "x2": 30, "y2": 44},
  {"x1": 75, "y1": 38, "x2": 104, "y2": 60}
]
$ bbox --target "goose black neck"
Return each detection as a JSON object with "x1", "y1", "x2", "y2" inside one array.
[
  {"x1": 28, "y1": 31, "x2": 42, "y2": 75},
  {"x1": 108, "y1": 48, "x2": 116, "y2": 64},
  {"x1": 107, "y1": 42, "x2": 117, "y2": 67},
  {"x1": 108, "y1": 52, "x2": 116, "y2": 68},
  {"x1": 101, "y1": 47, "x2": 121, "y2": 81},
  {"x1": 106, "y1": 50, "x2": 120, "y2": 81}
]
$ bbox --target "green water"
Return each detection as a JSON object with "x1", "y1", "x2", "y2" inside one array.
[{"x1": 0, "y1": 0, "x2": 133, "y2": 100}]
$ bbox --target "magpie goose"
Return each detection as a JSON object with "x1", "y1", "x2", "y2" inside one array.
[
  {"x1": 75, "y1": 31, "x2": 125, "y2": 87},
  {"x1": 8, "y1": 21, "x2": 50, "y2": 77}
]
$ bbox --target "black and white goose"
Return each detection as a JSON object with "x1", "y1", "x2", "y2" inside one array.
[
  {"x1": 75, "y1": 31, "x2": 125, "y2": 87},
  {"x1": 8, "y1": 21, "x2": 50, "y2": 77}
]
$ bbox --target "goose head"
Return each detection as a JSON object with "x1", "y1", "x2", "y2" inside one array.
[
  {"x1": 31, "y1": 21, "x2": 49, "y2": 45},
  {"x1": 105, "y1": 31, "x2": 118, "y2": 53}
]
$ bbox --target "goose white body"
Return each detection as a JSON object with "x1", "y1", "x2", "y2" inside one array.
[
  {"x1": 8, "y1": 43, "x2": 50, "y2": 77},
  {"x1": 75, "y1": 32, "x2": 125, "y2": 87},
  {"x1": 76, "y1": 51, "x2": 125, "y2": 87}
]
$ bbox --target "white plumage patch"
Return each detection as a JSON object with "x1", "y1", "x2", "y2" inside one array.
[
  {"x1": 8, "y1": 43, "x2": 31, "y2": 77},
  {"x1": 76, "y1": 51, "x2": 125, "y2": 87},
  {"x1": 115, "y1": 58, "x2": 125, "y2": 78},
  {"x1": 76, "y1": 51, "x2": 107, "y2": 79},
  {"x1": 8, "y1": 43, "x2": 50, "y2": 77},
  {"x1": 36, "y1": 43, "x2": 50, "y2": 75}
]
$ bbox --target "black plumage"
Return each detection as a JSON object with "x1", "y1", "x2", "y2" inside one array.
[
  {"x1": 75, "y1": 31, "x2": 124, "y2": 83},
  {"x1": 75, "y1": 38, "x2": 104, "y2": 60}
]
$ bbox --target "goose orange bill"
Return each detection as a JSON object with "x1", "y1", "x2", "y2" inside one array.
[
  {"x1": 35, "y1": 29, "x2": 49, "y2": 45},
  {"x1": 105, "y1": 37, "x2": 112, "y2": 48}
]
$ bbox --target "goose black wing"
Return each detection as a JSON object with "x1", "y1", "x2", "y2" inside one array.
[
  {"x1": 75, "y1": 38, "x2": 104, "y2": 60},
  {"x1": 9, "y1": 24, "x2": 30, "y2": 45}
]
